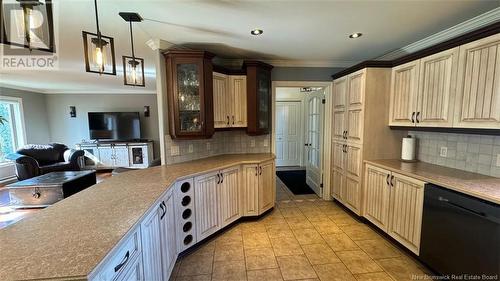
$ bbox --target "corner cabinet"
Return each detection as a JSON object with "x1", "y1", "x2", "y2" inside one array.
[
  {"x1": 165, "y1": 50, "x2": 216, "y2": 139},
  {"x1": 245, "y1": 61, "x2": 273, "y2": 135},
  {"x1": 213, "y1": 73, "x2": 247, "y2": 128}
]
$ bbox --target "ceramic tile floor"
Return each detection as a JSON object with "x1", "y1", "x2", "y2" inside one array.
[{"x1": 170, "y1": 178, "x2": 432, "y2": 281}]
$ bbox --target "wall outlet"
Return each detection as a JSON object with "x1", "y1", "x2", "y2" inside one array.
[
  {"x1": 206, "y1": 142, "x2": 211, "y2": 151},
  {"x1": 170, "y1": 145, "x2": 180, "y2": 156},
  {"x1": 497, "y1": 154, "x2": 500, "y2": 167},
  {"x1": 263, "y1": 138, "x2": 269, "y2": 147},
  {"x1": 250, "y1": 139, "x2": 256, "y2": 147},
  {"x1": 188, "y1": 144, "x2": 194, "y2": 153},
  {"x1": 440, "y1": 146, "x2": 448, "y2": 157}
]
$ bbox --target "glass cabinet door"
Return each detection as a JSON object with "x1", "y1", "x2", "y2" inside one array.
[
  {"x1": 176, "y1": 63, "x2": 202, "y2": 133},
  {"x1": 257, "y1": 69, "x2": 270, "y2": 130}
]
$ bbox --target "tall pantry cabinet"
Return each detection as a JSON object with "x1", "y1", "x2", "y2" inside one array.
[{"x1": 331, "y1": 68, "x2": 404, "y2": 215}]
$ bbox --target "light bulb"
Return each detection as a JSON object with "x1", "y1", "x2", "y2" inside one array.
[
  {"x1": 95, "y1": 47, "x2": 103, "y2": 66},
  {"x1": 130, "y1": 65, "x2": 137, "y2": 83}
]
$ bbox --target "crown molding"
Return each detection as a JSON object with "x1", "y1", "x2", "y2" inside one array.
[
  {"x1": 378, "y1": 7, "x2": 500, "y2": 60},
  {"x1": 261, "y1": 59, "x2": 357, "y2": 68}
]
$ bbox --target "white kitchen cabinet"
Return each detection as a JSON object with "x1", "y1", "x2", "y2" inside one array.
[
  {"x1": 219, "y1": 166, "x2": 241, "y2": 227},
  {"x1": 417, "y1": 47, "x2": 459, "y2": 127},
  {"x1": 194, "y1": 172, "x2": 220, "y2": 241},
  {"x1": 454, "y1": 33, "x2": 500, "y2": 129},
  {"x1": 258, "y1": 160, "x2": 275, "y2": 214},
  {"x1": 331, "y1": 169, "x2": 343, "y2": 199},
  {"x1": 389, "y1": 60, "x2": 420, "y2": 126},
  {"x1": 78, "y1": 142, "x2": 153, "y2": 170},
  {"x1": 362, "y1": 164, "x2": 425, "y2": 255},
  {"x1": 242, "y1": 164, "x2": 259, "y2": 216},
  {"x1": 117, "y1": 255, "x2": 143, "y2": 281},
  {"x1": 332, "y1": 76, "x2": 347, "y2": 140},
  {"x1": 363, "y1": 164, "x2": 391, "y2": 231},
  {"x1": 331, "y1": 141, "x2": 362, "y2": 214},
  {"x1": 242, "y1": 161, "x2": 275, "y2": 216},
  {"x1": 346, "y1": 70, "x2": 365, "y2": 144},
  {"x1": 229, "y1": 75, "x2": 247, "y2": 127},
  {"x1": 213, "y1": 72, "x2": 230, "y2": 128},
  {"x1": 388, "y1": 172, "x2": 425, "y2": 255},
  {"x1": 213, "y1": 73, "x2": 248, "y2": 128},
  {"x1": 173, "y1": 179, "x2": 197, "y2": 253},
  {"x1": 141, "y1": 189, "x2": 177, "y2": 281}
]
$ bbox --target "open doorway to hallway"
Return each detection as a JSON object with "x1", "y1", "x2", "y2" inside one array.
[{"x1": 274, "y1": 86, "x2": 326, "y2": 198}]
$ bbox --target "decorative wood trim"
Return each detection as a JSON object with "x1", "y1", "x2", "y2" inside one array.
[
  {"x1": 331, "y1": 22, "x2": 500, "y2": 79},
  {"x1": 213, "y1": 64, "x2": 246, "y2": 75},
  {"x1": 390, "y1": 126, "x2": 500, "y2": 136}
]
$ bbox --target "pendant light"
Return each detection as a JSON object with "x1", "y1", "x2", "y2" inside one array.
[
  {"x1": 82, "y1": 0, "x2": 116, "y2": 75},
  {"x1": 120, "y1": 12, "x2": 145, "y2": 87}
]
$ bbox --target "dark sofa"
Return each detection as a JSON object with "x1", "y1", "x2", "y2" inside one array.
[{"x1": 7, "y1": 143, "x2": 84, "y2": 180}]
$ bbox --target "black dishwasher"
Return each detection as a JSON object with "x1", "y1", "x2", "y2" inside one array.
[{"x1": 420, "y1": 184, "x2": 500, "y2": 277}]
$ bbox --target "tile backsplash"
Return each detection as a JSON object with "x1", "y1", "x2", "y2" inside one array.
[
  {"x1": 165, "y1": 130, "x2": 271, "y2": 164},
  {"x1": 409, "y1": 131, "x2": 500, "y2": 177}
]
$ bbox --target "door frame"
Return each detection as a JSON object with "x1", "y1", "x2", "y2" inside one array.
[
  {"x1": 275, "y1": 100, "x2": 303, "y2": 167},
  {"x1": 272, "y1": 81, "x2": 333, "y2": 200}
]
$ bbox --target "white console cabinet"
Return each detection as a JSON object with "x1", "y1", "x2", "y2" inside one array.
[{"x1": 77, "y1": 142, "x2": 153, "y2": 169}]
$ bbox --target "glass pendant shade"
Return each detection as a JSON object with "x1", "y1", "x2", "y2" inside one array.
[
  {"x1": 82, "y1": 31, "x2": 116, "y2": 75},
  {"x1": 123, "y1": 56, "x2": 145, "y2": 86}
]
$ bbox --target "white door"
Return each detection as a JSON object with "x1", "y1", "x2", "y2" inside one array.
[
  {"x1": 305, "y1": 90, "x2": 325, "y2": 196},
  {"x1": 275, "y1": 101, "x2": 301, "y2": 166}
]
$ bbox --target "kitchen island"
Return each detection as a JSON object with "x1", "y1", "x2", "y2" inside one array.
[{"x1": 0, "y1": 153, "x2": 275, "y2": 281}]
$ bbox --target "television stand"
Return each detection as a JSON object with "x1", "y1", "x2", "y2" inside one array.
[{"x1": 76, "y1": 141, "x2": 153, "y2": 170}]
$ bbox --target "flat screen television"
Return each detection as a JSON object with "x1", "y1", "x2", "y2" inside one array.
[{"x1": 88, "y1": 112, "x2": 141, "y2": 141}]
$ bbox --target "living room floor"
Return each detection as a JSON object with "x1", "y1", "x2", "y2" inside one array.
[{"x1": 170, "y1": 178, "x2": 431, "y2": 281}]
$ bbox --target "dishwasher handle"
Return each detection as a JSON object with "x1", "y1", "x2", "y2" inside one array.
[{"x1": 438, "y1": 196, "x2": 498, "y2": 223}]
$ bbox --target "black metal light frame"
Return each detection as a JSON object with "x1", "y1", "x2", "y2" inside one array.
[
  {"x1": 82, "y1": 0, "x2": 116, "y2": 75},
  {"x1": 0, "y1": 0, "x2": 55, "y2": 52},
  {"x1": 120, "y1": 12, "x2": 145, "y2": 87}
]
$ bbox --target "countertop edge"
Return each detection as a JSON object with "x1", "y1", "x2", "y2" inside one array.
[{"x1": 364, "y1": 160, "x2": 500, "y2": 205}]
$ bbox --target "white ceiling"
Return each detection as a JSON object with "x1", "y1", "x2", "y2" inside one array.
[{"x1": 0, "y1": 0, "x2": 498, "y2": 94}]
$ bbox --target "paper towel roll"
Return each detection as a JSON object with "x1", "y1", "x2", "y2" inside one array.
[{"x1": 401, "y1": 136, "x2": 416, "y2": 161}]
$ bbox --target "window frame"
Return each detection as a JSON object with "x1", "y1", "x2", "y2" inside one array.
[{"x1": 0, "y1": 96, "x2": 27, "y2": 167}]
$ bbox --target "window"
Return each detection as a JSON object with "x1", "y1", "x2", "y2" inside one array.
[{"x1": 0, "y1": 97, "x2": 26, "y2": 165}]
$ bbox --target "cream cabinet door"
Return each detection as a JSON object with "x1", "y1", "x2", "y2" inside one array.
[
  {"x1": 194, "y1": 172, "x2": 220, "y2": 240},
  {"x1": 162, "y1": 191, "x2": 177, "y2": 279},
  {"x1": 242, "y1": 164, "x2": 259, "y2": 216},
  {"x1": 117, "y1": 256, "x2": 143, "y2": 281},
  {"x1": 363, "y1": 165, "x2": 391, "y2": 231},
  {"x1": 417, "y1": 47, "x2": 459, "y2": 127},
  {"x1": 140, "y1": 202, "x2": 164, "y2": 281},
  {"x1": 219, "y1": 167, "x2": 240, "y2": 227},
  {"x1": 454, "y1": 33, "x2": 500, "y2": 129},
  {"x1": 332, "y1": 141, "x2": 345, "y2": 172},
  {"x1": 346, "y1": 70, "x2": 365, "y2": 144},
  {"x1": 388, "y1": 172, "x2": 425, "y2": 255},
  {"x1": 259, "y1": 161, "x2": 275, "y2": 214},
  {"x1": 213, "y1": 72, "x2": 230, "y2": 128},
  {"x1": 344, "y1": 177, "x2": 360, "y2": 214},
  {"x1": 331, "y1": 169, "x2": 344, "y2": 200},
  {"x1": 345, "y1": 144, "x2": 362, "y2": 180},
  {"x1": 389, "y1": 60, "x2": 420, "y2": 126},
  {"x1": 229, "y1": 76, "x2": 247, "y2": 127},
  {"x1": 333, "y1": 77, "x2": 347, "y2": 140}
]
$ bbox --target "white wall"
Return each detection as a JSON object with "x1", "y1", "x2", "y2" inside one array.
[
  {"x1": 44, "y1": 94, "x2": 160, "y2": 158},
  {"x1": 0, "y1": 87, "x2": 50, "y2": 144}
]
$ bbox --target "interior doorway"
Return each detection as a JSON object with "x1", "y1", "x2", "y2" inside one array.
[{"x1": 273, "y1": 86, "x2": 327, "y2": 198}]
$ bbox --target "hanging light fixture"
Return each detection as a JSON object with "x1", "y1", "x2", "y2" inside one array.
[
  {"x1": 0, "y1": 0, "x2": 55, "y2": 52},
  {"x1": 120, "y1": 12, "x2": 145, "y2": 87},
  {"x1": 82, "y1": 0, "x2": 116, "y2": 75}
]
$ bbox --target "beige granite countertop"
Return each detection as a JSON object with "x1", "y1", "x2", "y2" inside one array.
[
  {"x1": 0, "y1": 153, "x2": 275, "y2": 281},
  {"x1": 365, "y1": 159, "x2": 500, "y2": 204}
]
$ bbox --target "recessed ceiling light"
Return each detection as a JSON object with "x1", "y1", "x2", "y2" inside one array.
[
  {"x1": 349, "y1": 32, "x2": 362, "y2": 39},
  {"x1": 251, "y1": 29, "x2": 263, "y2": 36}
]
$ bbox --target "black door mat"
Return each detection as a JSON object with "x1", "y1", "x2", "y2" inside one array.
[{"x1": 276, "y1": 170, "x2": 315, "y2": 195}]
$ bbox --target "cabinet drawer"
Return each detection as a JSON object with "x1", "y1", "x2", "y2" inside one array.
[{"x1": 93, "y1": 227, "x2": 141, "y2": 281}]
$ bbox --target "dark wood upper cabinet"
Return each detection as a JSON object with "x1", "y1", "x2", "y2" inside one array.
[
  {"x1": 165, "y1": 50, "x2": 215, "y2": 139},
  {"x1": 245, "y1": 61, "x2": 273, "y2": 135}
]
